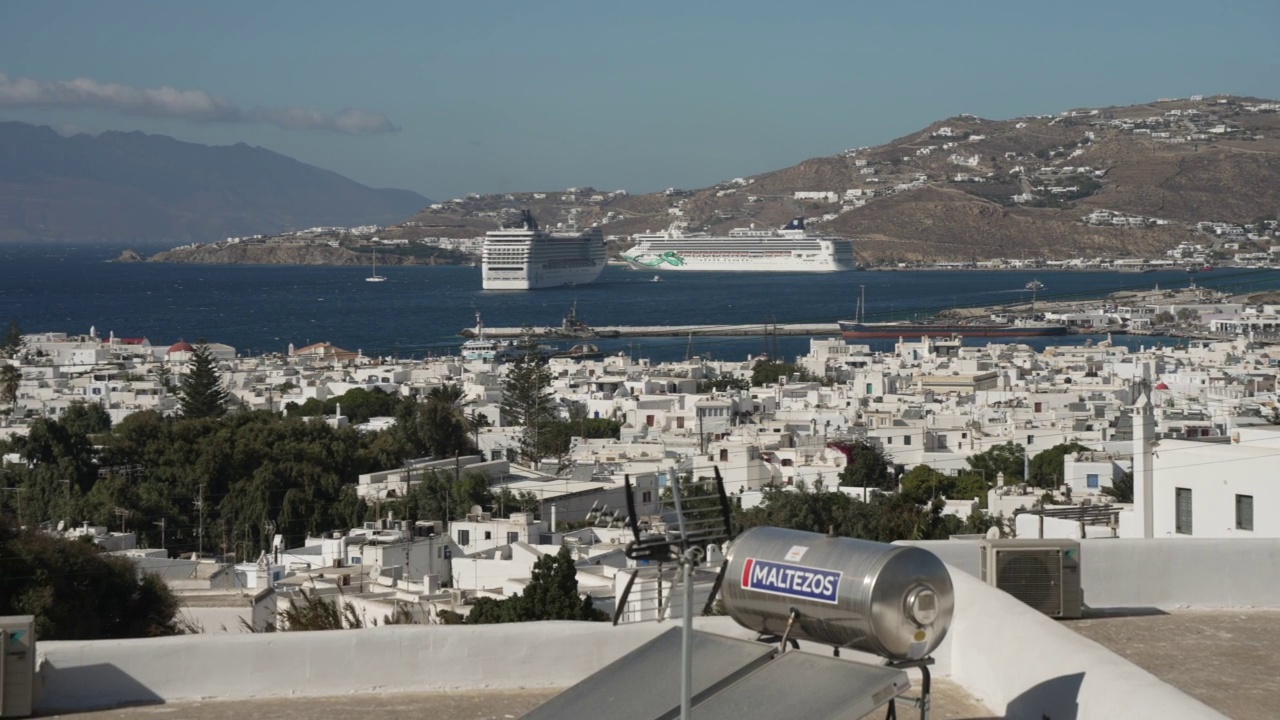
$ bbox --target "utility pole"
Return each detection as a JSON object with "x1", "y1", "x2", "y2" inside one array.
[
  {"x1": 154, "y1": 518, "x2": 166, "y2": 553},
  {"x1": 403, "y1": 459, "x2": 413, "y2": 519},
  {"x1": 197, "y1": 483, "x2": 205, "y2": 557}
]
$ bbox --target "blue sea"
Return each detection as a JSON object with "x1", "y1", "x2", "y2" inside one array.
[{"x1": 4, "y1": 242, "x2": 1279, "y2": 363}]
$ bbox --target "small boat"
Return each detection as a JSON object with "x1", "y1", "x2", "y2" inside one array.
[
  {"x1": 552, "y1": 343, "x2": 605, "y2": 361},
  {"x1": 652, "y1": 275, "x2": 662, "y2": 282},
  {"x1": 366, "y1": 248, "x2": 387, "y2": 282},
  {"x1": 1025, "y1": 280, "x2": 1045, "y2": 292},
  {"x1": 1185, "y1": 266, "x2": 1199, "y2": 274},
  {"x1": 548, "y1": 300, "x2": 597, "y2": 339},
  {"x1": 459, "y1": 312, "x2": 519, "y2": 362}
]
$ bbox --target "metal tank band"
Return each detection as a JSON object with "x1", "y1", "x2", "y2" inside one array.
[{"x1": 721, "y1": 526, "x2": 954, "y2": 661}]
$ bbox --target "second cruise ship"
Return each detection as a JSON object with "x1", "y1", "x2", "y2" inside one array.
[
  {"x1": 482, "y1": 210, "x2": 607, "y2": 290},
  {"x1": 620, "y1": 218, "x2": 857, "y2": 273}
]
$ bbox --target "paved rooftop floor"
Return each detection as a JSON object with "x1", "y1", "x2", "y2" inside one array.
[
  {"x1": 43, "y1": 678, "x2": 994, "y2": 720},
  {"x1": 1066, "y1": 609, "x2": 1280, "y2": 720}
]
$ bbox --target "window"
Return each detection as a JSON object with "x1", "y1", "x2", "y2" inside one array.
[
  {"x1": 641, "y1": 491, "x2": 652, "y2": 503},
  {"x1": 507, "y1": 531, "x2": 520, "y2": 544},
  {"x1": 676, "y1": 416, "x2": 685, "y2": 429},
  {"x1": 1027, "y1": 435, "x2": 1035, "y2": 446},
  {"x1": 866, "y1": 383, "x2": 873, "y2": 394},
  {"x1": 1175, "y1": 488, "x2": 1193, "y2": 535},
  {"x1": 1236, "y1": 494, "x2": 1254, "y2": 531},
  {"x1": 484, "y1": 531, "x2": 492, "y2": 541},
  {"x1": 1034, "y1": 402, "x2": 1042, "y2": 413},
  {"x1": 719, "y1": 448, "x2": 728, "y2": 462},
  {"x1": 903, "y1": 435, "x2": 912, "y2": 446},
  {"x1": 457, "y1": 529, "x2": 471, "y2": 546},
  {"x1": 646, "y1": 414, "x2": 655, "y2": 427},
  {"x1": 1086, "y1": 473, "x2": 1099, "y2": 489}
]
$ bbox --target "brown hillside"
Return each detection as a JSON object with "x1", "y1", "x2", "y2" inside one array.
[{"x1": 400, "y1": 95, "x2": 1280, "y2": 261}]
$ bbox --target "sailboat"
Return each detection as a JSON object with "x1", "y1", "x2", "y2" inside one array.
[{"x1": 366, "y1": 248, "x2": 387, "y2": 282}]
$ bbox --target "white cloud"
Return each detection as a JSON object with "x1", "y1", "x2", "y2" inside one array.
[
  {"x1": 0, "y1": 72, "x2": 397, "y2": 135},
  {"x1": 253, "y1": 106, "x2": 398, "y2": 134}
]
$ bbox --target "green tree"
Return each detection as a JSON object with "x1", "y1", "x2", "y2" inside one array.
[
  {"x1": 835, "y1": 440, "x2": 895, "y2": 491},
  {"x1": 277, "y1": 589, "x2": 363, "y2": 631},
  {"x1": 401, "y1": 470, "x2": 494, "y2": 524},
  {"x1": 500, "y1": 339, "x2": 556, "y2": 464},
  {"x1": 289, "y1": 387, "x2": 406, "y2": 425},
  {"x1": 1103, "y1": 471, "x2": 1134, "y2": 503},
  {"x1": 966, "y1": 442, "x2": 1026, "y2": 485},
  {"x1": 62, "y1": 401, "x2": 112, "y2": 437},
  {"x1": 1, "y1": 320, "x2": 23, "y2": 360},
  {"x1": 1028, "y1": 442, "x2": 1089, "y2": 489},
  {"x1": 177, "y1": 344, "x2": 229, "y2": 419},
  {"x1": 735, "y1": 480, "x2": 952, "y2": 543},
  {"x1": 467, "y1": 547, "x2": 606, "y2": 623},
  {"x1": 0, "y1": 518, "x2": 182, "y2": 639},
  {"x1": 751, "y1": 359, "x2": 821, "y2": 386},
  {"x1": 697, "y1": 376, "x2": 750, "y2": 393},
  {"x1": 900, "y1": 464, "x2": 989, "y2": 508},
  {"x1": 0, "y1": 364, "x2": 18, "y2": 408}
]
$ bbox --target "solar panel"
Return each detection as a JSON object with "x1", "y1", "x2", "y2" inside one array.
[
  {"x1": 523, "y1": 627, "x2": 910, "y2": 720},
  {"x1": 692, "y1": 649, "x2": 910, "y2": 720},
  {"x1": 521, "y1": 627, "x2": 773, "y2": 720}
]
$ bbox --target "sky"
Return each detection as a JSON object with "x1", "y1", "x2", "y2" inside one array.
[{"x1": 1, "y1": 0, "x2": 1277, "y2": 200}]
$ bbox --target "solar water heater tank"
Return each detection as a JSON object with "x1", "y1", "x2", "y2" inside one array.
[{"x1": 722, "y1": 527, "x2": 954, "y2": 661}]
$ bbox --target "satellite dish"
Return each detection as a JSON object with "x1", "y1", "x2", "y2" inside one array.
[
  {"x1": 469, "y1": 504, "x2": 483, "y2": 516},
  {"x1": 985, "y1": 526, "x2": 1001, "y2": 540},
  {"x1": 57, "y1": 520, "x2": 66, "y2": 532}
]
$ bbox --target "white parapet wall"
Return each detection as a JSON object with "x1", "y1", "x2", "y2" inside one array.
[
  {"x1": 936, "y1": 567, "x2": 1227, "y2": 720},
  {"x1": 35, "y1": 621, "x2": 667, "y2": 714},
  {"x1": 37, "y1": 542, "x2": 1252, "y2": 719},
  {"x1": 899, "y1": 537, "x2": 1280, "y2": 609}
]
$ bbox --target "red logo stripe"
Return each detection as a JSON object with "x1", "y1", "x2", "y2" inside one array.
[{"x1": 742, "y1": 558, "x2": 755, "y2": 588}]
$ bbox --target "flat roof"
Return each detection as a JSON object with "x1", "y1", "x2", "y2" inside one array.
[
  {"x1": 1066, "y1": 609, "x2": 1280, "y2": 720},
  {"x1": 42, "y1": 681, "x2": 992, "y2": 719}
]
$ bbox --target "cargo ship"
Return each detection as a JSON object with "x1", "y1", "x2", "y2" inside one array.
[{"x1": 838, "y1": 319, "x2": 1068, "y2": 339}]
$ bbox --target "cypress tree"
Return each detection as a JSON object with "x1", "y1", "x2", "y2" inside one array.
[
  {"x1": 177, "y1": 343, "x2": 228, "y2": 418},
  {"x1": 499, "y1": 336, "x2": 555, "y2": 464}
]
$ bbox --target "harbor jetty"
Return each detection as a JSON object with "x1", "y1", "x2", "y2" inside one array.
[{"x1": 461, "y1": 322, "x2": 842, "y2": 339}]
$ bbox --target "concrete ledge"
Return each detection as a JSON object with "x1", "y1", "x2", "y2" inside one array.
[
  {"x1": 36, "y1": 621, "x2": 666, "y2": 713},
  {"x1": 939, "y1": 567, "x2": 1228, "y2": 719},
  {"x1": 901, "y1": 538, "x2": 1280, "y2": 609}
]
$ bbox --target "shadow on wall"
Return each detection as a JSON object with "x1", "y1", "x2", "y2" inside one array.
[
  {"x1": 1004, "y1": 672, "x2": 1084, "y2": 720},
  {"x1": 37, "y1": 662, "x2": 164, "y2": 714}
]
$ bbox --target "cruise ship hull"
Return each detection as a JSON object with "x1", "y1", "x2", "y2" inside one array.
[
  {"x1": 482, "y1": 213, "x2": 607, "y2": 290},
  {"x1": 621, "y1": 254, "x2": 856, "y2": 272},
  {"x1": 483, "y1": 261, "x2": 605, "y2": 290},
  {"x1": 621, "y1": 241, "x2": 857, "y2": 272},
  {"x1": 839, "y1": 321, "x2": 1068, "y2": 339}
]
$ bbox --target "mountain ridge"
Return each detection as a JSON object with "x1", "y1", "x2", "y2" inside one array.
[
  {"x1": 395, "y1": 94, "x2": 1280, "y2": 261},
  {"x1": 0, "y1": 121, "x2": 429, "y2": 242}
]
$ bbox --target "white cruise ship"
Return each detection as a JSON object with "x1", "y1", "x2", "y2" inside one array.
[
  {"x1": 620, "y1": 218, "x2": 857, "y2": 273},
  {"x1": 482, "y1": 210, "x2": 607, "y2": 290}
]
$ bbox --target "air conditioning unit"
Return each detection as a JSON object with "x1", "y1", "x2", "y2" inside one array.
[{"x1": 979, "y1": 538, "x2": 1082, "y2": 619}]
